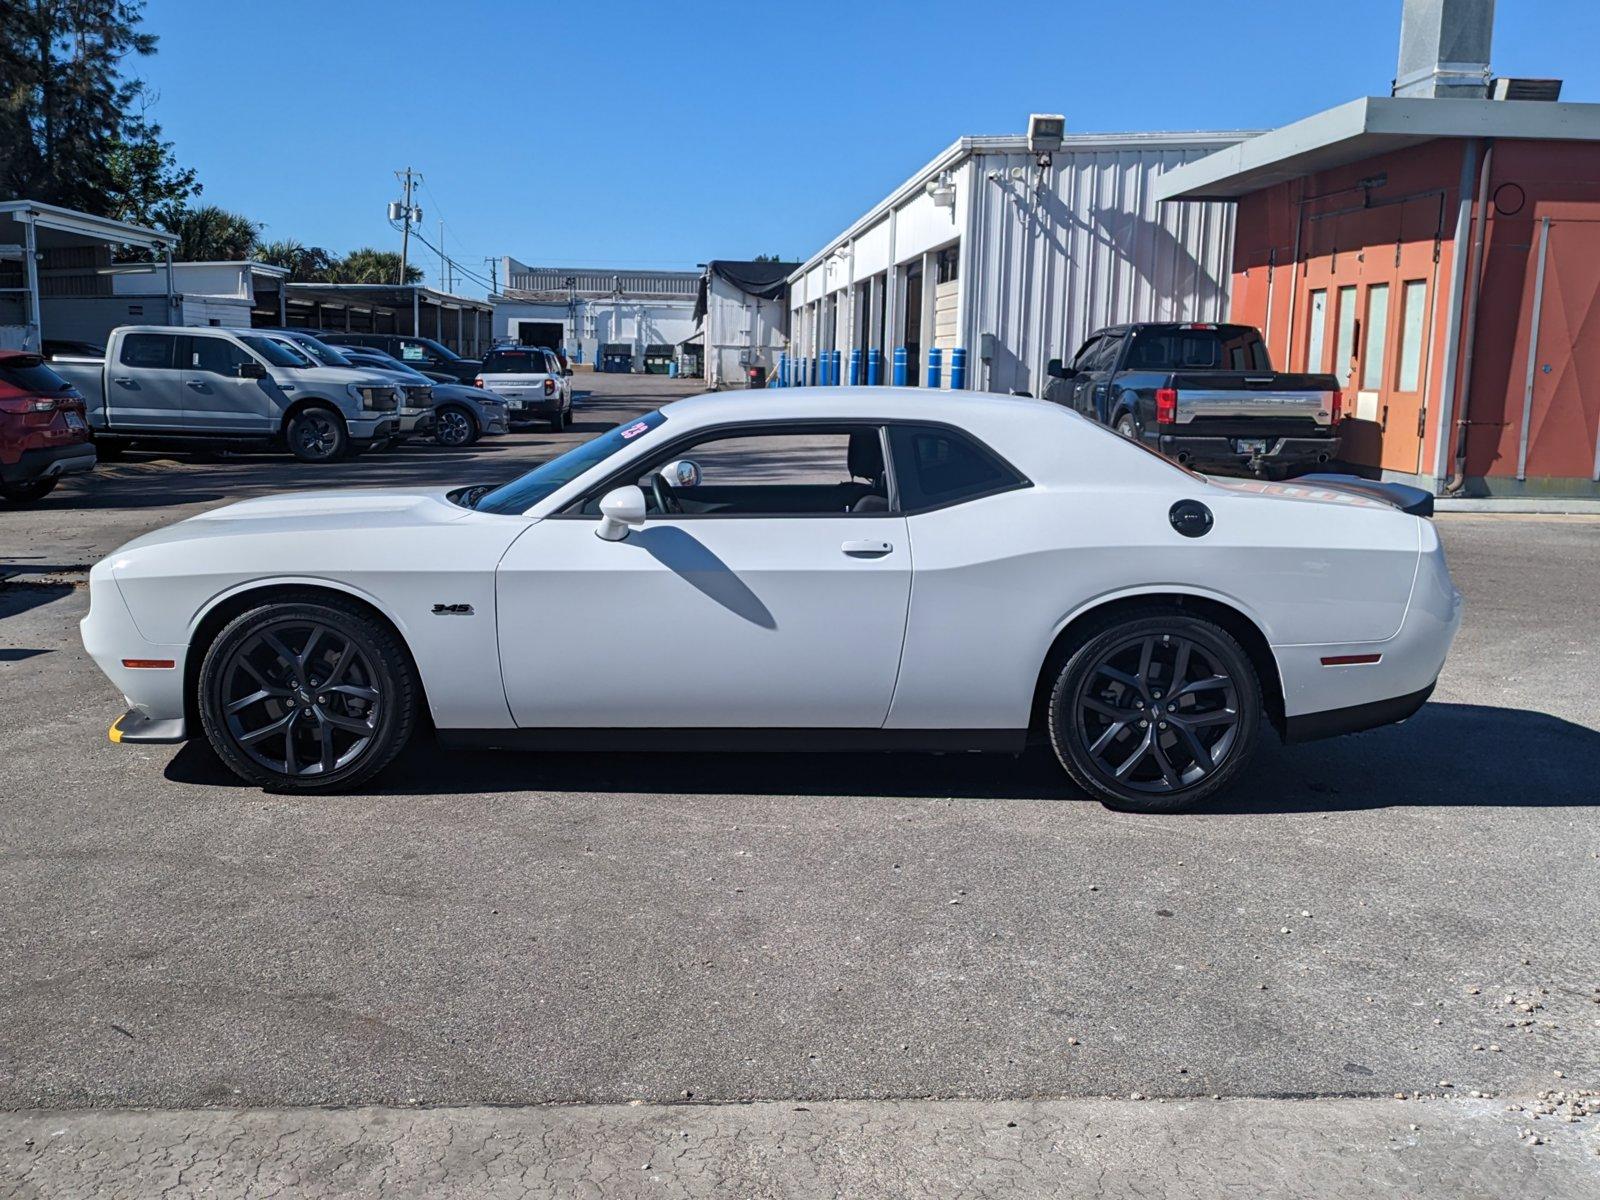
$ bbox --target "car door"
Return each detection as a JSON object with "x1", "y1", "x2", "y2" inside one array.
[
  {"x1": 1081, "y1": 333, "x2": 1125, "y2": 424},
  {"x1": 180, "y1": 334, "x2": 272, "y2": 432},
  {"x1": 495, "y1": 424, "x2": 911, "y2": 728},
  {"x1": 108, "y1": 332, "x2": 186, "y2": 430}
]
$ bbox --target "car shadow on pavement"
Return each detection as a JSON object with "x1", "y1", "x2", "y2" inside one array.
[{"x1": 161, "y1": 702, "x2": 1600, "y2": 812}]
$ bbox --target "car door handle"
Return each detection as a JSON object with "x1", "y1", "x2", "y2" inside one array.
[
  {"x1": 113, "y1": 376, "x2": 135, "y2": 385},
  {"x1": 185, "y1": 380, "x2": 207, "y2": 390},
  {"x1": 841, "y1": 539, "x2": 893, "y2": 557}
]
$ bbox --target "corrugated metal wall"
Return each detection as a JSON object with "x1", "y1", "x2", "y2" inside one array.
[{"x1": 965, "y1": 144, "x2": 1236, "y2": 395}]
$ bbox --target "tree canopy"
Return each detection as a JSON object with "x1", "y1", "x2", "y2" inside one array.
[{"x1": 0, "y1": 0, "x2": 198, "y2": 227}]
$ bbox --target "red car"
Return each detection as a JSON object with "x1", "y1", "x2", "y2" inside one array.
[{"x1": 0, "y1": 350, "x2": 96, "y2": 504}]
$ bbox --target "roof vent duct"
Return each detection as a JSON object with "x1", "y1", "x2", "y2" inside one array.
[
  {"x1": 1490, "y1": 77, "x2": 1563, "y2": 101},
  {"x1": 1393, "y1": 0, "x2": 1494, "y2": 99}
]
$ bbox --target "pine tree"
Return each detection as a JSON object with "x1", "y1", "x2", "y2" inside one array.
[{"x1": 0, "y1": 0, "x2": 196, "y2": 222}]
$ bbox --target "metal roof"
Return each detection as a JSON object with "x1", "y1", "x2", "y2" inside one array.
[
  {"x1": 283, "y1": 283, "x2": 493, "y2": 312},
  {"x1": 1155, "y1": 96, "x2": 1600, "y2": 202},
  {"x1": 0, "y1": 199, "x2": 176, "y2": 250}
]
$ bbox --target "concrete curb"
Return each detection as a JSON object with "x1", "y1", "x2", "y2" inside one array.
[
  {"x1": 1435, "y1": 497, "x2": 1600, "y2": 514},
  {"x1": 4, "y1": 1096, "x2": 1597, "y2": 1199}
]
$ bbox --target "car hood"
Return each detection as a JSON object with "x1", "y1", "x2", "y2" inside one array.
[{"x1": 109, "y1": 488, "x2": 474, "y2": 554}]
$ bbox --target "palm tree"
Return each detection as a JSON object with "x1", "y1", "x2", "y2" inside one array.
[
  {"x1": 253, "y1": 238, "x2": 333, "y2": 283},
  {"x1": 327, "y1": 247, "x2": 423, "y2": 285},
  {"x1": 162, "y1": 204, "x2": 261, "y2": 261}
]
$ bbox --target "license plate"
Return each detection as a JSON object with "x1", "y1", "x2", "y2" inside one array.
[
  {"x1": 64, "y1": 410, "x2": 87, "y2": 431},
  {"x1": 1236, "y1": 438, "x2": 1268, "y2": 455}
]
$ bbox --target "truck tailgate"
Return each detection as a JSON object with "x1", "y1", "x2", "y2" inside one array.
[{"x1": 1169, "y1": 371, "x2": 1338, "y2": 427}]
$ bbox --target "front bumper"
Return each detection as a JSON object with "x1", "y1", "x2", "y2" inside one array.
[
  {"x1": 481, "y1": 410, "x2": 510, "y2": 436},
  {"x1": 349, "y1": 414, "x2": 400, "y2": 443},
  {"x1": 1158, "y1": 432, "x2": 1340, "y2": 478},
  {"x1": 1, "y1": 440, "x2": 97, "y2": 484},
  {"x1": 81, "y1": 560, "x2": 189, "y2": 742},
  {"x1": 396, "y1": 409, "x2": 437, "y2": 436}
]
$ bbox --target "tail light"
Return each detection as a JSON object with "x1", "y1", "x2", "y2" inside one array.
[
  {"x1": 1329, "y1": 391, "x2": 1343, "y2": 424},
  {"x1": 1155, "y1": 387, "x2": 1177, "y2": 424},
  {"x1": 543, "y1": 378, "x2": 555, "y2": 397},
  {"x1": 0, "y1": 395, "x2": 58, "y2": 414}
]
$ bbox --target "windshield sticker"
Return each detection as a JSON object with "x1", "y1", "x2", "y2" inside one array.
[{"x1": 620, "y1": 421, "x2": 651, "y2": 439}]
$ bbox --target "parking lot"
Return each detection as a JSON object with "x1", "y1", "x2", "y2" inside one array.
[{"x1": 3, "y1": 372, "x2": 1599, "y2": 1194}]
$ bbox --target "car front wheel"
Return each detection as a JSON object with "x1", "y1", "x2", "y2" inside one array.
[
  {"x1": 1047, "y1": 610, "x2": 1261, "y2": 812},
  {"x1": 198, "y1": 594, "x2": 418, "y2": 791},
  {"x1": 433, "y1": 404, "x2": 478, "y2": 447},
  {"x1": 287, "y1": 406, "x2": 349, "y2": 463},
  {"x1": 0, "y1": 478, "x2": 58, "y2": 504}
]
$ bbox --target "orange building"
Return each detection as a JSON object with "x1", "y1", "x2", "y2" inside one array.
[{"x1": 1157, "y1": 96, "x2": 1600, "y2": 498}]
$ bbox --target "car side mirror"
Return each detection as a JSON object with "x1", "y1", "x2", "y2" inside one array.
[
  {"x1": 596, "y1": 485, "x2": 647, "y2": 541},
  {"x1": 1046, "y1": 359, "x2": 1074, "y2": 380},
  {"x1": 657, "y1": 459, "x2": 701, "y2": 488},
  {"x1": 236, "y1": 361, "x2": 267, "y2": 379}
]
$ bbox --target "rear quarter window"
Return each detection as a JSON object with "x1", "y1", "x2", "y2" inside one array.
[{"x1": 888, "y1": 425, "x2": 1028, "y2": 513}]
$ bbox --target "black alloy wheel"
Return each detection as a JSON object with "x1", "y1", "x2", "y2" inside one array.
[
  {"x1": 199, "y1": 596, "x2": 417, "y2": 791},
  {"x1": 287, "y1": 406, "x2": 348, "y2": 463},
  {"x1": 434, "y1": 405, "x2": 478, "y2": 447},
  {"x1": 1115, "y1": 414, "x2": 1139, "y2": 440},
  {"x1": 1048, "y1": 611, "x2": 1261, "y2": 812}
]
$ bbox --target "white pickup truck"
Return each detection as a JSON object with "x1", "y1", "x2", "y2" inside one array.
[{"x1": 51, "y1": 325, "x2": 407, "y2": 462}]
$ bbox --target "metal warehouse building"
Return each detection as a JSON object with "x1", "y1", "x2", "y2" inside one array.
[
  {"x1": 785, "y1": 130, "x2": 1249, "y2": 397},
  {"x1": 494, "y1": 261, "x2": 700, "y2": 371}
]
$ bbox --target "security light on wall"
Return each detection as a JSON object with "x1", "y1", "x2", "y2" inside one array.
[
  {"x1": 925, "y1": 172, "x2": 957, "y2": 208},
  {"x1": 1028, "y1": 113, "x2": 1065, "y2": 154}
]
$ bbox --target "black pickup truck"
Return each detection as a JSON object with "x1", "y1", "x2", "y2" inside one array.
[{"x1": 1043, "y1": 323, "x2": 1342, "y2": 479}]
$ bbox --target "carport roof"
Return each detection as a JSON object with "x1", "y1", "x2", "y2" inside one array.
[
  {"x1": 1154, "y1": 96, "x2": 1600, "y2": 202},
  {"x1": 284, "y1": 283, "x2": 492, "y2": 312},
  {"x1": 0, "y1": 198, "x2": 176, "y2": 250}
]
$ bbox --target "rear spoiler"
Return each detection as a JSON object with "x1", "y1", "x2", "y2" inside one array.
[{"x1": 1294, "y1": 473, "x2": 1434, "y2": 517}]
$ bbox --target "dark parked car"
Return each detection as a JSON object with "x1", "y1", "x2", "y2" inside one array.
[
  {"x1": 0, "y1": 351, "x2": 96, "y2": 504},
  {"x1": 1043, "y1": 323, "x2": 1342, "y2": 478},
  {"x1": 317, "y1": 332, "x2": 482, "y2": 385}
]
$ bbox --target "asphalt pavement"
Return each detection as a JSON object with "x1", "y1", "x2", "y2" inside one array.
[{"x1": 2, "y1": 372, "x2": 1597, "y2": 1195}]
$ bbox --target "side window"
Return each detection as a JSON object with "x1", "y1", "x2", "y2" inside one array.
[
  {"x1": 888, "y1": 424, "x2": 1027, "y2": 513},
  {"x1": 119, "y1": 333, "x2": 177, "y2": 370},
  {"x1": 1092, "y1": 335, "x2": 1126, "y2": 372},
  {"x1": 1070, "y1": 336, "x2": 1101, "y2": 370},
  {"x1": 187, "y1": 335, "x2": 249, "y2": 375},
  {"x1": 590, "y1": 427, "x2": 887, "y2": 517}
]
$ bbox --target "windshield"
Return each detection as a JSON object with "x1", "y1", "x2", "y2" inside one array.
[
  {"x1": 479, "y1": 349, "x2": 548, "y2": 375},
  {"x1": 0, "y1": 357, "x2": 73, "y2": 393},
  {"x1": 290, "y1": 336, "x2": 354, "y2": 367},
  {"x1": 242, "y1": 335, "x2": 313, "y2": 368},
  {"x1": 473, "y1": 411, "x2": 666, "y2": 514}
]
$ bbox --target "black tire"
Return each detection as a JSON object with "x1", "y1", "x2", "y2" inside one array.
[
  {"x1": 0, "y1": 478, "x2": 58, "y2": 505},
  {"x1": 286, "y1": 406, "x2": 349, "y2": 463},
  {"x1": 197, "y1": 593, "x2": 418, "y2": 792},
  {"x1": 549, "y1": 405, "x2": 568, "y2": 432},
  {"x1": 433, "y1": 404, "x2": 478, "y2": 447},
  {"x1": 93, "y1": 437, "x2": 128, "y2": 462},
  {"x1": 1115, "y1": 414, "x2": 1139, "y2": 441},
  {"x1": 1047, "y1": 609, "x2": 1261, "y2": 813}
]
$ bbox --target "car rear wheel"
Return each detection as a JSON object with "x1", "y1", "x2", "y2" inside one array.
[
  {"x1": 198, "y1": 595, "x2": 418, "y2": 792},
  {"x1": 0, "y1": 478, "x2": 58, "y2": 504},
  {"x1": 549, "y1": 405, "x2": 568, "y2": 432},
  {"x1": 1115, "y1": 414, "x2": 1139, "y2": 441},
  {"x1": 1047, "y1": 610, "x2": 1261, "y2": 812},
  {"x1": 434, "y1": 404, "x2": 478, "y2": 447},
  {"x1": 287, "y1": 406, "x2": 349, "y2": 463}
]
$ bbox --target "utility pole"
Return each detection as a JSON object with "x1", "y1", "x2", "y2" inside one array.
[
  {"x1": 438, "y1": 218, "x2": 449, "y2": 292},
  {"x1": 391, "y1": 168, "x2": 421, "y2": 285},
  {"x1": 484, "y1": 257, "x2": 499, "y2": 296}
]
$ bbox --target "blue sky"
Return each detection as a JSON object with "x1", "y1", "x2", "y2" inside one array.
[{"x1": 139, "y1": 0, "x2": 1597, "y2": 294}]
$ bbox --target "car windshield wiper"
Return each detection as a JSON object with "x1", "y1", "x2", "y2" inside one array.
[{"x1": 459, "y1": 483, "x2": 496, "y2": 509}]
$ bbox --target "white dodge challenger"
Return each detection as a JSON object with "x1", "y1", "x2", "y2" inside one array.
[{"x1": 82, "y1": 388, "x2": 1462, "y2": 812}]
